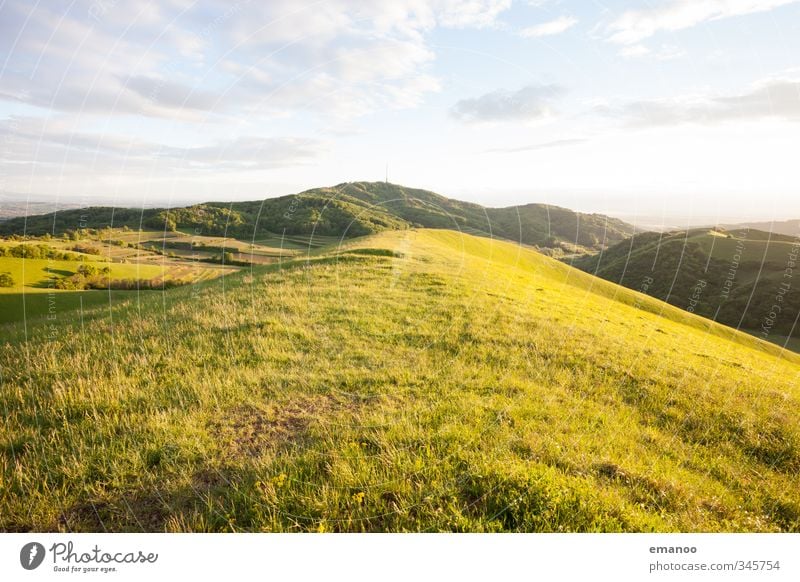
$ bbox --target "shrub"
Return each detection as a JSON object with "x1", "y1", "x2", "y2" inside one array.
[
  {"x1": 54, "y1": 274, "x2": 87, "y2": 290},
  {"x1": 71, "y1": 243, "x2": 104, "y2": 256},
  {"x1": 0, "y1": 273, "x2": 14, "y2": 287},
  {"x1": 77, "y1": 264, "x2": 98, "y2": 277}
]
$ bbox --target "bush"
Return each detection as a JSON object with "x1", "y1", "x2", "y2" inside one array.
[
  {"x1": 0, "y1": 273, "x2": 14, "y2": 287},
  {"x1": 4, "y1": 243, "x2": 83, "y2": 261},
  {"x1": 71, "y1": 244, "x2": 104, "y2": 256},
  {"x1": 54, "y1": 274, "x2": 87, "y2": 290},
  {"x1": 77, "y1": 264, "x2": 98, "y2": 277}
]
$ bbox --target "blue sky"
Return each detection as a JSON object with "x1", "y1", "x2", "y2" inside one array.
[{"x1": 1, "y1": 0, "x2": 799, "y2": 225}]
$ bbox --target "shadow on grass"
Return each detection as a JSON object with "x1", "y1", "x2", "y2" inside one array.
[
  {"x1": 56, "y1": 468, "x2": 238, "y2": 533},
  {"x1": 0, "y1": 291, "x2": 131, "y2": 324}
]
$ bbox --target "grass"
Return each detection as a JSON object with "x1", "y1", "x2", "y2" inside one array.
[
  {"x1": 572, "y1": 228, "x2": 800, "y2": 342},
  {"x1": 0, "y1": 257, "x2": 165, "y2": 292},
  {"x1": 1, "y1": 229, "x2": 799, "y2": 532},
  {"x1": 693, "y1": 229, "x2": 797, "y2": 266},
  {"x1": 0, "y1": 257, "x2": 170, "y2": 324},
  {"x1": 0, "y1": 234, "x2": 243, "y2": 322}
]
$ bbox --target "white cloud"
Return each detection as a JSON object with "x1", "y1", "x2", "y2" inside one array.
[
  {"x1": 520, "y1": 16, "x2": 578, "y2": 38},
  {"x1": 487, "y1": 138, "x2": 588, "y2": 153},
  {"x1": 0, "y1": 116, "x2": 326, "y2": 176},
  {"x1": 619, "y1": 44, "x2": 651, "y2": 58},
  {"x1": 605, "y1": 0, "x2": 800, "y2": 44},
  {"x1": 0, "y1": 0, "x2": 510, "y2": 122},
  {"x1": 450, "y1": 84, "x2": 565, "y2": 123},
  {"x1": 602, "y1": 75, "x2": 800, "y2": 126},
  {"x1": 435, "y1": 0, "x2": 512, "y2": 28},
  {"x1": 619, "y1": 44, "x2": 686, "y2": 60}
]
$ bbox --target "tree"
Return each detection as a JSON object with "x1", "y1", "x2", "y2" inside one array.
[
  {"x1": 222, "y1": 251, "x2": 235, "y2": 264},
  {"x1": 0, "y1": 273, "x2": 14, "y2": 287},
  {"x1": 77, "y1": 264, "x2": 98, "y2": 277}
]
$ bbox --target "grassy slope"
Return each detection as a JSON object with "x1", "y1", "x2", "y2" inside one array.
[
  {"x1": 1, "y1": 230, "x2": 799, "y2": 532},
  {"x1": 572, "y1": 229, "x2": 800, "y2": 338}
]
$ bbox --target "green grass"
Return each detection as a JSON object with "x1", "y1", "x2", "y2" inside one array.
[
  {"x1": 0, "y1": 257, "x2": 168, "y2": 324},
  {"x1": 572, "y1": 228, "x2": 800, "y2": 341},
  {"x1": 0, "y1": 257, "x2": 165, "y2": 292},
  {"x1": 693, "y1": 229, "x2": 797, "y2": 265},
  {"x1": 0, "y1": 238, "x2": 239, "y2": 322},
  {"x1": 1, "y1": 229, "x2": 799, "y2": 532}
]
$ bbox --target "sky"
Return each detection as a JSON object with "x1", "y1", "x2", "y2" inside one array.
[{"x1": 1, "y1": 0, "x2": 799, "y2": 226}]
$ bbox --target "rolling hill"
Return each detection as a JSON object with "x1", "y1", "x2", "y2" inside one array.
[
  {"x1": 0, "y1": 182, "x2": 634, "y2": 255},
  {"x1": 572, "y1": 228, "x2": 800, "y2": 346},
  {"x1": 2, "y1": 229, "x2": 799, "y2": 532},
  {"x1": 720, "y1": 219, "x2": 800, "y2": 238}
]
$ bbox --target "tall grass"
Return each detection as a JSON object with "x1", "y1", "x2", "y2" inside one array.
[{"x1": 1, "y1": 230, "x2": 798, "y2": 532}]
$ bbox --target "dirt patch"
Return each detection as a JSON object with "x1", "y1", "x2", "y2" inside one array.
[
  {"x1": 209, "y1": 393, "x2": 354, "y2": 458},
  {"x1": 60, "y1": 492, "x2": 172, "y2": 532}
]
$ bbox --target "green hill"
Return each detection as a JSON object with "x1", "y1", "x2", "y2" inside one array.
[
  {"x1": 573, "y1": 229, "x2": 800, "y2": 343},
  {"x1": 572, "y1": 228, "x2": 800, "y2": 344},
  {"x1": 721, "y1": 219, "x2": 800, "y2": 238},
  {"x1": 2, "y1": 229, "x2": 799, "y2": 532},
  {"x1": 0, "y1": 182, "x2": 634, "y2": 254}
]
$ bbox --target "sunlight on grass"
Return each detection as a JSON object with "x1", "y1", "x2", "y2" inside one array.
[{"x1": 1, "y1": 229, "x2": 798, "y2": 532}]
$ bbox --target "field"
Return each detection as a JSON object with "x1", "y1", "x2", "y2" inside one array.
[
  {"x1": 0, "y1": 232, "x2": 253, "y2": 323},
  {"x1": 0, "y1": 257, "x2": 165, "y2": 291},
  {"x1": 2, "y1": 229, "x2": 799, "y2": 532}
]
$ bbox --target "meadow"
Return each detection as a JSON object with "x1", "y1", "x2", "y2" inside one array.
[
  {"x1": 0, "y1": 232, "x2": 247, "y2": 323},
  {"x1": 1, "y1": 229, "x2": 799, "y2": 532}
]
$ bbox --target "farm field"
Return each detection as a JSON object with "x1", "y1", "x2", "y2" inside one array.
[{"x1": 0, "y1": 233, "x2": 243, "y2": 323}]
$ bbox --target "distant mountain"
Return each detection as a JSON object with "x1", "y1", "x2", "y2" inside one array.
[
  {"x1": 719, "y1": 219, "x2": 800, "y2": 238},
  {"x1": 0, "y1": 182, "x2": 635, "y2": 254},
  {"x1": 0, "y1": 200, "x2": 84, "y2": 221},
  {"x1": 572, "y1": 227, "x2": 800, "y2": 341}
]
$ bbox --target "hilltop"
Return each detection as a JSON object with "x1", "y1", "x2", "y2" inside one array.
[
  {"x1": 571, "y1": 228, "x2": 800, "y2": 347},
  {"x1": 0, "y1": 182, "x2": 634, "y2": 255},
  {"x1": 2, "y1": 229, "x2": 799, "y2": 532}
]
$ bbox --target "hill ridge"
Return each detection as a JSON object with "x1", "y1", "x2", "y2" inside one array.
[{"x1": 0, "y1": 181, "x2": 635, "y2": 256}]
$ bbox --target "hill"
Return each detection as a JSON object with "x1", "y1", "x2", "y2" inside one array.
[
  {"x1": 0, "y1": 182, "x2": 634, "y2": 255},
  {"x1": 2, "y1": 229, "x2": 799, "y2": 532},
  {"x1": 571, "y1": 228, "x2": 800, "y2": 345},
  {"x1": 0, "y1": 200, "x2": 83, "y2": 221},
  {"x1": 720, "y1": 219, "x2": 800, "y2": 238}
]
